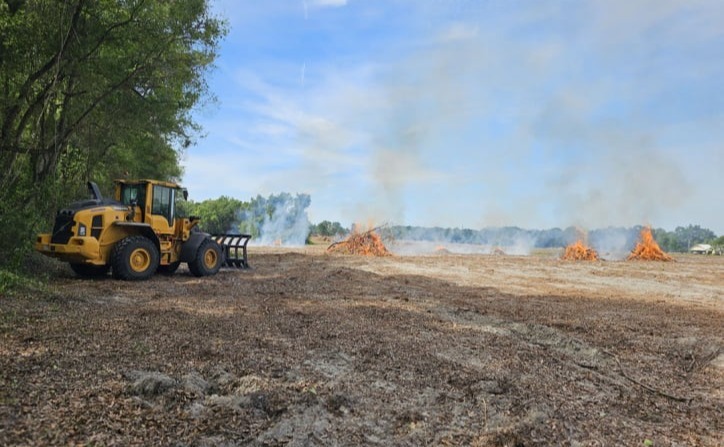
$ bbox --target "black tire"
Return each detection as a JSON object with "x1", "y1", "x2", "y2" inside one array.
[
  {"x1": 111, "y1": 236, "x2": 159, "y2": 281},
  {"x1": 157, "y1": 261, "x2": 181, "y2": 275},
  {"x1": 69, "y1": 263, "x2": 110, "y2": 278},
  {"x1": 188, "y1": 238, "x2": 223, "y2": 277}
]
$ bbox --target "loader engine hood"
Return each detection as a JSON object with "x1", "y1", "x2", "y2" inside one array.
[
  {"x1": 56, "y1": 181, "x2": 121, "y2": 214},
  {"x1": 59, "y1": 198, "x2": 123, "y2": 214},
  {"x1": 51, "y1": 198, "x2": 126, "y2": 244}
]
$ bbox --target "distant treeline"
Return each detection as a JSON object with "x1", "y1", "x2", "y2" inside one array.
[
  {"x1": 384, "y1": 224, "x2": 720, "y2": 253},
  {"x1": 171, "y1": 192, "x2": 724, "y2": 252},
  {"x1": 309, "y1": 222, "x2": 721, "y2": 253}
]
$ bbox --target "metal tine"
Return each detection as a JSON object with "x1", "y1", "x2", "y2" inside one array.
[{"x1": 211, "y1": 233, "x2": 251, "y2": 269}]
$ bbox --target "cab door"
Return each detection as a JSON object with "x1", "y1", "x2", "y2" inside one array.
[
  {"x1": 150, "y1": 185, "x2": 175, "y2": 236},
  {"x1": 150, "y1": 185, "x2": 178, "y2": 264}
]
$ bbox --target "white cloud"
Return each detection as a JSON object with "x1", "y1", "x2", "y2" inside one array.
[
  {"x1": 310, "y1": 0, "x2": 348, "y2": 7},
  {"x1": 304, "y1": 0, "x2": 348, "y2": 15},
  {"x1": 437, "y1": 22, "x2": 479, "y2": 42}
]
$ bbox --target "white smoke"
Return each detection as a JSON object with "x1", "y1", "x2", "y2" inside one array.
[
  {"x1": 386, "y1": 226, "x2": 539, "y2": 256},
  {"x1": 588, "y1": 227, "x2": 639, "y2": 260},
  {"x1": 236, "y1": 193, "x2": 312, "y2": 247},
  {"x1": 200, "y1": 1, "x2": 724, "y2": 234},
  {"x1": 254, "y1": 202, "x2": 311, "y2": 247}
]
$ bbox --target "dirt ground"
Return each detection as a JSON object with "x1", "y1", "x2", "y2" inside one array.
[{"x1": 1, "y1": 246, "x2": 722, "y2": 446}]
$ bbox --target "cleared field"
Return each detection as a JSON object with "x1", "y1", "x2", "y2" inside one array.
[{"x1": 1, "y1": 248, "x2": 722, "y2": 446}]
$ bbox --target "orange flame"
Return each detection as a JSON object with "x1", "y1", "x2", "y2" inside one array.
[
  {"x1": 627, "y1": 227, "x2": 673, "y2": 261},
  {"x1": 434, "y1": 245, "x2": 451, "y2": 253},
  {"x1": 562, "y1": 240, "x2": 600, "y2": 261},
  {"x1": 327, "y1": 226, "x2": 391, "y2": 257}
]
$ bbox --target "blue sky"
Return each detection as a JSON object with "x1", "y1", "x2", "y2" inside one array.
[{"x1": 183, "y1": 0, "x2": 724, "y2": 234}]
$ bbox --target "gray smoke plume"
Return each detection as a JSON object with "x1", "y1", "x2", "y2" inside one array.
[
  {"x1": 236, "y1": 193, "x2": 312, "y2": 246},
  {"x1": 217, "y1": 1, "x2": 722, "y2": 233}
]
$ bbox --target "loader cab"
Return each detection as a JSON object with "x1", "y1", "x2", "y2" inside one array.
[{"x1": 114, "y1": 180, "x2": 185, "y2": 231}]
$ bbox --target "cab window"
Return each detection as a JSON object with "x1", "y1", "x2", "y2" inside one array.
[
  {"x1": 120, "y1": 184, "x2": 145, "y2": 207},
  {"x1": 152, "y1": 185, "x2": 174, "y2": 224},
  {"x1": 175, "y1": 192, "x2": 188, "y2": 218}
]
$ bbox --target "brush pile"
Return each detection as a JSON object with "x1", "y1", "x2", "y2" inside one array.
[
  {"x1": 562, "y1": 240, "x2": 600, "y2": 261},
  {"x1": 628, "y1": 227, "x2": 673, "y2": 261},
  {"x1": 327, "y1": 226, "x2": 392, "y2": 257}
]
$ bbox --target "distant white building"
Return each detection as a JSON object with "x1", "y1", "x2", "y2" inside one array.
[{"x1": 690, "y1": 244, "x2": 712, "y2": 254}]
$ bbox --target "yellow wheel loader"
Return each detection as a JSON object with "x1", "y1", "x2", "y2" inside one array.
[{"x1": 34, "y1": 180, "x2": 250, "y2": 280}]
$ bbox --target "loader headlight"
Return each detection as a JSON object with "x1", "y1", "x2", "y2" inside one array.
[{"x1": 78, "y1": 223, "x2": 87, "y2": 237}]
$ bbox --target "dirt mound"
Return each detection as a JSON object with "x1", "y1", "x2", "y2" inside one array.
[{"x1": 628, "y1": 227, "x2": 673, "y2": 261}]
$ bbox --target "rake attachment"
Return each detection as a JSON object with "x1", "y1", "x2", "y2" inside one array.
[{"x1": 212, "y1": 233, "x2": 252, "y2": 268}]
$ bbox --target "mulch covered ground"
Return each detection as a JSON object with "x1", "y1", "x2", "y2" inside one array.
[{"x1": 1, "y1": 250, "x2": 722, "y2": 446}]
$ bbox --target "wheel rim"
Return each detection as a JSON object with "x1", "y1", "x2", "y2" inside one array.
[
  {"x1": 130, "y1": 248, "x2": 151, "y2": 272},
  {"x1": 203, "y1": 248, "x2": 218, "y2": 269}
]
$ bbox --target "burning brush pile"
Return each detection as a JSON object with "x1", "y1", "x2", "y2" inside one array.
[
  {"x1": 562, "y1": 240, "x2": 600, "y2": 261},
  {"x1": 562, "y1": 229, "x2": 599, "y2": 261},
  {"x1": 327, "y1": 226, "x2": 392, "y2": 257},
  {"x1": 627, "y1": 227, "x2": 673, "y2": 261}
]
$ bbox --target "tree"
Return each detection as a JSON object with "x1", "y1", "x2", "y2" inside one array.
[
  {"x1": 237, "y1": 193, "x2": 312, "y2": 244},
  {"x1": 0, "y1": 0, "x2": 226, "y2": 268},
  {"x1": 653, "y1": 229, "x2": 682, "y2": 253},
  {"x1": 673, "y1": 225, "x2": 716, "y2": 251},
  {"x1": 181, "y1": 196, "x2": 246, "y2": 235},
  {"x1": 311, "y1": 220, "x2": 347, "y2": 237}
]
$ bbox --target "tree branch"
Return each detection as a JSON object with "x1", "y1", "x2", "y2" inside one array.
[{"x1": 0, "y1": 0, "x2": 85, "y2": 150}]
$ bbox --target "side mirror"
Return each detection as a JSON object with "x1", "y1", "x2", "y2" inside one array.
[{"x1": 182, "y1": 189, "x2": 188, "y2": 201}]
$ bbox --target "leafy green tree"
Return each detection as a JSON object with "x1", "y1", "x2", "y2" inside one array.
[
  {"x1": 181, "y1": 196, "x2": 246, "y2": 235},
  {"x1": 237, "y1": 193, "x2": 311, "y2": 244},
  {"x1": 0, "y1": 0, "x2": 226, "y2": 268},
  {"x1": 181, "y1": 192, "x2": 313, "y2": 245},
  {"x1": 653, "y1": 228, "x2": 682, "y2": 253},
  {"x1": 673, "y1": 225, "x2": 716, "y2": 251},
  {"x1": 311, "y1": 220, "x2": 347, "y2": 237}
]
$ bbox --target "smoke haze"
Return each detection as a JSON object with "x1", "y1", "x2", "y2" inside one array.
[
  {"x1": 185, "y1": 1, "x2": 724, "y2": 234},
  {"x1": 235, "y1": 193, "x2": 312, "y2": 246}
]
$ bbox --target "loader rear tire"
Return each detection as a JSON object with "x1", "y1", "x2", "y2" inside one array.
[
  {"x1": 111, "y1": 236, "x2": 159, "y2": 281},
  {"x1": 70, "y1": 263, "x2": 110, "y2": 278},
  {"x1": 188, "y1": 238, "x2": 223, "y2": 277}
]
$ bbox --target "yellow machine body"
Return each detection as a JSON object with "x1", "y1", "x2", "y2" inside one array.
[{"x1": 33, "y1": 179, "x2": 241, "y2": 280}]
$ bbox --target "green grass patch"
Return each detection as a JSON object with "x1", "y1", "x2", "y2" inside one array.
[{"x1": 0, "y1": 269, "x2": 47, "y2": 296}]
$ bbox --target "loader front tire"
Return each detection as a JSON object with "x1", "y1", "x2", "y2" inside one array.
[
  {"x1": 111, "y1": 236, "x2": 159, "y2": 281},
  {"x1": 188, "y1": 238, "x2": 223, "y2": 277},
  {"x1": 70, "y1": 263, "x2": 110, "y2": 278}
]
